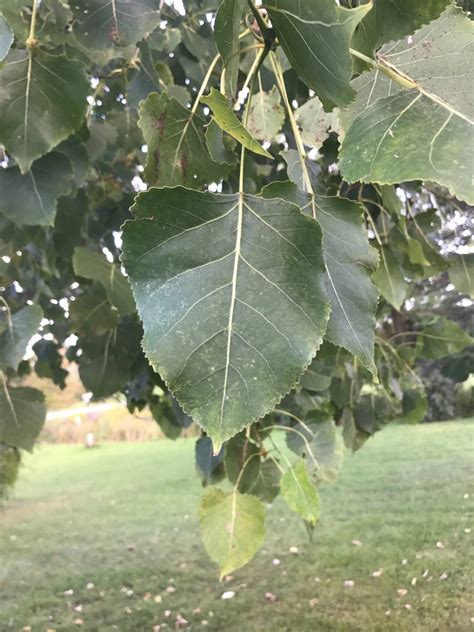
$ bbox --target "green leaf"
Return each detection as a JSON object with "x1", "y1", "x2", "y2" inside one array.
[
  {"x1": 0, "y1": 381, "x2": 46, "y2": 452},
  {"x1": 415, "y1": 318, "x2": 473, "y2": 359},
  {"x1": 0, "y1": 152, "x2": 74, "y2": 226},
  {"x1": 69, "y1": 287, "x2": 119, "y2": 337},
  {"x1": 224, "y1": 433, "x2": 260, "y2": 494},
  {"x1": 251, "y1": 459, "x2": 281, "y2": 504},
  {"x1": 205, "y1": 119, "x2": 237, "y2": 167},
  {"x1": 71, "y1": 0, "x2": 161, "y2": 51},
  {"x1": 372, "y1": 245, "x2": 408, "y2": 310},
  {"x1": 280, "y1": 460, "x2": 320, "y2": 525},
  {"x1": 195, "y1": 436, "x2": 225, "y2": 485},
  {"x1": 0, "y1": 13, "x2": 13, "y2": 61},
  {"x1": 199, "y1": 487, "x2": 265, "y2": 578},
  {"x1": 300, "y1": 359, "x2": 332, "y2": 392},
  {"x1": 339, "y1": 5, "x2": 474, "y2": 205},
  {"x1": 295, "y1": 97, "x2": 337, "y2": 150},
  {"x1": 150, "y1": 396, "x2": 183, "y2": 440},
  {"x1": 262, "y1": 182, "x2": 379, "y2": 376},
  {"x1": 214, "y1": 0, "x2": 246, "y2": 98},
  {"x1": 287, "y1": 415, "x2": 344, "y2": 484},
  {"x1": 352, "y1": 0, "x2": 450, "y2": 60},
  {"x1": 122, "y1": 187, "x2": 330, "y2": 451},
  {"x1": 246, "y1": 86, "x2": 285, "y2": 142},
  {"x1": 79, "y1": 323, "x2": 142, "y2": 398},
  {"x1": 353, "y1": 388, "x2": 400, "y2": 435},
  {"x1": 0, "y1": 50, "x2": 89, "y2": 173},
  {"x1": 202, "y1": 89, "x2": 273, "y2": 158},
  {"x1": 449, "y1": 253, "x2": 474, "y2": 298},
  {"x1": 266, "y1": 0, "x2": 372, "y2": 109},
  {"x1": 400, "y1": 386, "x2": 427, "y2": 424},
  {"x1": 0, "y1": 305, "x2": 43, "y2": 371},
  {"x1": 138, "y1": 92, "x2": 232, "y2": 187},
  {"x1": 73, "y1": 247, "x2": 135, "y2": 316}
]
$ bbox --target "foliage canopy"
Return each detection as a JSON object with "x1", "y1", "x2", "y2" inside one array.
[{"x1": 0, "y1": 0, "x2": 472, "y2": 574}]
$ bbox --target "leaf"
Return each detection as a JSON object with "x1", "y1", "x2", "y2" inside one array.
[
  {"x1": 0, "y1": 13, "x2": 13, "y2": 61},
  {"x1": 262, "y1": 182, "x2": 379, "y2": 376},
  {"x1": 400, "y1": 386, "x2": 427, "y2": 424},
  {"x1": 33, "y1": 338, "x2": 67, "y2": 389},
  {"x1": 71, "y1": 0, "x2": 161, "y2": 51},
  {"x1": 0, "y1": 381, "x2": 46, "y2": 452},
  {"x1": 0, "y1": 50, "x2": 89, "y2": 173},
  {"x1": 339, "y1": 5, "x2": 474, "y2": 205},
  {"x1": 79, "y1": 322, "x2": 142, "y2": 398},
  {"x1": 0, "y1": 305, "x2": 43, "y2": 371},
  {"x1": 251, "y1": 459, "x2": 281, "y2": 504},
  {"x1": 205, "y1": 119, "x2": 237, "y2": 167},
  {"x1": 286, "y1": 415, "x2": 344, "y2": 484},
  {"x1": 138, "y1": 92, "x2": 232, "y2": 187},
  {"x1": 352, "y1": 0, "x2": 450, "y2": 60},
  {"x1": 202, "y1": 89, "x2": 273, "y2": 158},
  {"x1": 224, "y1": 433, "x2": 260, "y2": 494},
  {"x1": 199, "y1": 487, "x2": 265, "y2": 578},
  {"x1": 295, "y1": 97, "x2": 337, "y2": 150},
  {"x1": 0, "y1": 152, "x2": 74, "y2": 226},
  {"x1": 195, "y1": 436, "x2": 225, "y2": 485},
  {"x1": 300, "y1": 359, "x2": 332, "y2": 392},
  {"x1": 353, "y1": 388, "x2": 400, "y2": 435},
  {"x1": 415, "y1": 318, "x2": 473, "y2": 359},
  {"x1": 372, "y1": 245, "x2": 408, "y2": 310},
  {"x1": 280, "y1": 460, "x2": 320, "y2": 525},
  {"x1": 73, "y1": 247, "x2": 135, "y2": 316},
  {"x1": 150, "y1": 396, "x2": 183, "y2": 440},
  {"x1": 449, "y1": 253, "x2": 473, "y2": 298},
  {"x1": 122, "y1": 187, "x2": 330, "y2": 451},
  {"x1": 246, "y1": 86, "x2": 285, "y2": 142},
  {"x1": 265, "y1": 0, "x2": 372, "y2": 109},
  {"x1": 214, "y1": 0, "x2": 246, "y2": 98},
  {"x1": 69, "y1": 287, "x2": 119, "y2": 337}
]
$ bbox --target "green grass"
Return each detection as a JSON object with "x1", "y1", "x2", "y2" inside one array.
[{"x1": 1, "y1": 421, "x2": 473, "y2": 631}]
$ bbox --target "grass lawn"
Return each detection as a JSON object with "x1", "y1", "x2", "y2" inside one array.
[{"x1": 1, "y1": 420, "x2": 473, "y2": 631}]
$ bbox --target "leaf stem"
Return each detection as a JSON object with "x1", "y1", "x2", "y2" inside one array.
[
  {"x1": 269, "y1": 53, "x2": 316, "y2": 212},
  {"x1": 27, "y1": 0, "x2": 39, "y2": 47},
  {"x1": 191, "y1": 53, "x2": 222, "y2": 117}
]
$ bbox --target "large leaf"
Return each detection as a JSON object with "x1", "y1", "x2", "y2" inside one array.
[
  {"x1": 0, "y1": 305, "x2": 43, "y2": 371},
  {"x1": 71, "y1": 0, "x2": 161, "y2": 51},
  {"x1": 0, "y1": 50, "x2": 89, "y2": 173},
  {"x1": 352, "y1": 0, "x2": 450, "y2": 59},
  {"x1": 449, "y1": 253, "x2": 473, "y2": 299},
  {"x1": 0, "y1": 381, "x2": 46, "y2": 452},
  {"x1": 202, "y1": 89, "x2": 273, "y2": 158},
  {"x1": 340, "y1": 5, "x2": 474, "y2": 204},
  {"x1": 214, "y1": 0, "x2": 246, "y2": 98},
  {"x1": 280, "y1": 460, "x2": 320, "y2": 525},
  {"x1": 199, "y1": 487, "x2": 265, "y2": 578},
  {"x1": 0, "y1": 13, "x2": 13, "y2": 61},
  {"x1": 246, "y1": 86, "x2": 285, "y2": 142},
  {"x1": 265, "y1": 0, "x2": 372, "y2": 109},
  {"x1": 73, "y1": 247, "x2": 135, "y2": 316},
  {"x1": 138, "y1": 92, "x2": 231, "y2": 187},
  {"x1": 415, "y1": 318, "x2": 473, "y2": 359},
  {"x1": 122, "y1": 187, "x2": 330, "y2": 451},
  {"x1": 0, "y1": 152, "x2": 74, "y2": 226},
  {"x1": 262, "y1": 182, "x2": 379, "y2": 375}
]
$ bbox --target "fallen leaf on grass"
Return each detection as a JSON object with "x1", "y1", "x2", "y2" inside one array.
[
  {"x1": 343, "y1": 580, "x2": 354, "y2": 588},
  {"x1": 352, "y1": 540, "x2": 362, "y2": 547},
  {"x1": 436, "y1": 541, "x2": 445, "y2": 550},
  {"x1": 309, "y1": 598, "x2": 319, "y2": 607},
  {"x1": 371, "y1": 569, "x2": 383, "y2": 578},
  {"x1": 397, "y1": 588, "x2": 408, "y2": 597},
  {"x1": 221, "y1": 591, "x2": 235, "y2": 600},
  {"x1": 73, "y1": 620, "x2": 83, "y2": 626},
  {"x1": 265, "y1": 592, "x2": 277, "y2": 602}
]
